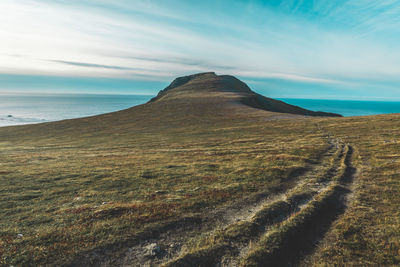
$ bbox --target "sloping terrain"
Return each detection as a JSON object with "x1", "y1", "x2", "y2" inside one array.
[
  {"x1": 0, "y1": 73, "x2": 398, "y2": 266},
  {"x1": 149, "y1": 72, "x2": 341, "y2": 117},
  {"x1": 0, "y1": 73, "x2": 338, "y2": 144}
]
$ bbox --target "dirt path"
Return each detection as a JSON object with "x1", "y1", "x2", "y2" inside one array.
[
  {"x1": 235, "y1": 145, "x2": 357, "y2": 267},
  {"x1": 67, "y1": 140, "x2": 353, "y2": 267},
  {"x1": 159, "y1": 145, "x2": 352, "y2": 266},
  {"x1": 162, "y1": 144, "x2": 357, "y2": 267}
]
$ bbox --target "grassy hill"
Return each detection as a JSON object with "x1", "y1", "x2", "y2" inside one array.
[{"x1": 0, "y1": 73, "x2": 398, "y2": 266}]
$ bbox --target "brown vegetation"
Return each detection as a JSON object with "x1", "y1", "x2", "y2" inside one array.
[{"x1": 0, "y1": 73, "x2": 398, "y2": 266}]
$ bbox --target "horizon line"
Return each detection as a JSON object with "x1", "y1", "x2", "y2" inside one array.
[{"x1": 2, "y1": 91, "x2": 400, "y2": 102}]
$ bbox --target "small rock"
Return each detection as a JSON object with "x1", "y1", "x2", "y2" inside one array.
[
  {"x1": 145, "y1": 243, "x2": 161, "y2": 257},
  {"x1": 17, "y1": 234, "x2": 23, "y2": 238},
  {"x1": 169, "y1": 243, "x2": 180, "y2": 248}
]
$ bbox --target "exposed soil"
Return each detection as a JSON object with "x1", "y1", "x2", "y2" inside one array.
[
  {"x1": 237, "y1": 146, "x2": 357, "y2": 267},
  {"x1": 66, "y1": 138, "x2": 357, "y2": 267}
]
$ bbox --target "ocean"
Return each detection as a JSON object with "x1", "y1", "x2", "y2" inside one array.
[
  {"x1": 0, "y1": 94, "x2": 153, "y2": 127},
  {"x1": 277, "y1": 98, "x2": 400, "y2": 117},
  {"x1": 1, "y1": 94, "x2": 400, "y2": 127}
]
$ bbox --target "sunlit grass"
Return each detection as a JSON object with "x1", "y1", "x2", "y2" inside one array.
[
  {"x1": 0, "y1": 109, "x2": 327, "y2": 265},
  {"x1": 0, "y1": 103, "x2": 399, "y2": 265}
]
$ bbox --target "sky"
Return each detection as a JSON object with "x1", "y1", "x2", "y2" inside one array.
[{"x1": 1, "y1": 0, "x2": 400, "y2": 99}]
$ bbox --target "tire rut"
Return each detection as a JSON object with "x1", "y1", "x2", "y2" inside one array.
[
  {"x1": 162, "y1": 142, "x2": 349, "y2": 267},
  {"x1": 239, "y1": 145, "x2": 356, "y2": 267},
  {"x1": 66, "y1": 141, "x2": 345, "y2": 267}
]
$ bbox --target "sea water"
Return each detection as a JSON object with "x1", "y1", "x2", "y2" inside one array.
[
  {"x1": 0, "y1": 93, "x2": 153, "y2": 127},
  {"x1": 278, "y1": 98, "x2": 400, "y2": 117},
  {"x1": 1, "y1": 94, "x2": 400, "y2": 127}
]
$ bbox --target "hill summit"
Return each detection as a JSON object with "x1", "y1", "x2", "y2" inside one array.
[
  {"x1": 0, "y1": 72, "x2": 341, "y2": 141},
  {"x1": 149, "y1": 72, "x2": 341, "y2": 117}
]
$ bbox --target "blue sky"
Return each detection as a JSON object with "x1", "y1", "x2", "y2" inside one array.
[{"x1": 1, "y1": 0, "x2": 400, "y2": 99}]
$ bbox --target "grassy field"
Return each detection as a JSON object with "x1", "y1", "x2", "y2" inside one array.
[
  {"x1": 0, "y1": 110, "x2": 329, "y2": 265},
  {"x1": 0, "y1": 73, "x2": 399, "y2": 266},
  {"x1": 302, "y1": 114, "x2": 400, "y2": 266}
]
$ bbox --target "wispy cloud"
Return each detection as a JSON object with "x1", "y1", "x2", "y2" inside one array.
[
  {"x1": 1, "y1": 0, "x2": 400, "y2": 97},
  {"x1": 49, "y1": 60, "x2": 138, "y2": 71}
]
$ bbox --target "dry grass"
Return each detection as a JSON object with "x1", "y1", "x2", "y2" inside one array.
[
  {"x1": 302, "y1": 114, "x2": 400, "y2": 266},
  {"x1": 0, "y1": 103, "x2": 328, "y2": 265},
  {"x1": 0, "y1": 82, "x2": 399, "y2": 266}
]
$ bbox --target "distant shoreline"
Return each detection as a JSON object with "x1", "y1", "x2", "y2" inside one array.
[
  {"x1": 277, "y1": 98, "x2": 400, "y2": 117},
  {"x1": 2, "y1": 94, "x2": 400, "y2": 127},
  {"x1": 0, "y1": 94, "x2": 154, "y2": 127}
]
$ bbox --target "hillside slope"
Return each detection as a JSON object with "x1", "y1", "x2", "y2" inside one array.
[
  {"x1": 1, "y1": 73, "x2": 398, "y2": 267},
  {"x1": 149, "y1": 72, "x2": 341, "y2": 117},
  {"x1": 0, "y1": 72, "x2": 340, "y2": 142}
]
